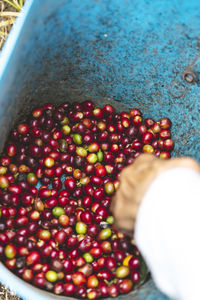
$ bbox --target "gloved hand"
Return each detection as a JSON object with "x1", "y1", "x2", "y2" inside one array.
[{"x1": 111, "y1": 153, "x2": 200, "y2": 236}]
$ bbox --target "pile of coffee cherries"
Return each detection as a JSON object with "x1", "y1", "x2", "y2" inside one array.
[{"x1": 0, "y1": 101, "x2": 173, "y2": 299}]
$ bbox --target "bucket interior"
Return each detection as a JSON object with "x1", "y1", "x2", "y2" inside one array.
[{"x1": 0, "y1": 0, "x2": 200, "y2": 299}]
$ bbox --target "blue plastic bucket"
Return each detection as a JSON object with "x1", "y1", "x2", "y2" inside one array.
[{"x1": 0, "y1": 0, "x2": 200, "y2": 299}]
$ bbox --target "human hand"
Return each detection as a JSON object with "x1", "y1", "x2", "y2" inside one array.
[{"x1": 111, "y1": 154, "x2": 200, "y2": 236}]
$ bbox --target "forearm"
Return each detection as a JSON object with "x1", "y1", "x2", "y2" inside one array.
[{"x1": 135, "y1": 167, "x2": 200, "y2": 300}]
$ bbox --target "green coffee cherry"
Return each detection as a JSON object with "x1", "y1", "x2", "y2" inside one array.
[
  {"x1": 52, "y1": 207, "x2": 65, "y2": 217},
  {"x1": 98, "y1": 228, "x2": 112, "y2": 240},
  {"x1": 97, "y1": 150, "x2": 103, "y2": 162},
  {"x1": 87, "y1": 153, "x2": 97, "y2": 164},
  {"x1": 62, "y1": 125, "x2": 71, "y2": 135},
  {"x1": 45, "y1": 270, "x2": 58, "y2": 282},
  {"x1": 76, "y1": 147, "x2": 87, "y2": 157},
  {"x1": 106, "y1": 216, "x2": 114, "y2": 225},
  {"x1": 4, "y1": 244, "x2": 17, "y2": 259},
  {"x1": 83, "y1": 252, "x2": 94, "y2": 263},
  {"x1": 0, "y1": 175, "x2": 9, "y2": 189},
  {"x1": 104, "y1": 182, "x2": 115, "y2": 195},
  {"x1": 73, "y1": 134, "x2": 82, "y2": 145},
  {"x1": 75, "y1": 221, "x2": 87, "y2": 234},
  {"x1": 116, "y1": 266, "x2": 130, "y2": 278}
]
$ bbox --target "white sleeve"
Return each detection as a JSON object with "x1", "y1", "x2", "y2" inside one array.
[{"x1": 135, "y1": 167, "x2": 200, "y2": 300}]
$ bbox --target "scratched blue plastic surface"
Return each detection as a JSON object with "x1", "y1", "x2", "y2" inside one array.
[{"x1": 0, "y1": 0, "x2": 200, "y2": 299}]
